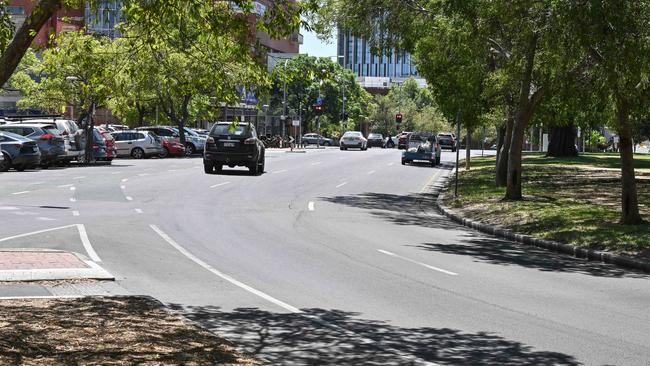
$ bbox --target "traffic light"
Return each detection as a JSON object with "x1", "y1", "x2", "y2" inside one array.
[
  {"x1": 395, "y1": 113, "x2": 403, "y2": 124},
  {"x1": 312, "y1": 104, "x2": 323, "y2": 115}
]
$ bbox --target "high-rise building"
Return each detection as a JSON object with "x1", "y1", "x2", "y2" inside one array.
[{"x1": 337, "y1": 29, "x2": 426, "y2": 92}]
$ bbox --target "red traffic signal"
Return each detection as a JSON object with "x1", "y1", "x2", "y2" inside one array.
[
  {"x1": 312, "y1": 104, "x2": 323, "y2": 115},
  {"x1": 395, "y1": 113, "x2": 403, "y2": 124}
]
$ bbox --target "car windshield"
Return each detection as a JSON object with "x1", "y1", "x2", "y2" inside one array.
[{"x1": 211, "y1": 124, "x2": 253, "y2": 138}]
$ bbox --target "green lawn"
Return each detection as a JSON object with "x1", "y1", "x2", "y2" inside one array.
[{"x1": 444, "y1": 153, "x2": 650, "y2": 257}]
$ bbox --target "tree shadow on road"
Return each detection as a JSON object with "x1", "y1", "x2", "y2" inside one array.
[
  {"x1": 172, "y1": 304, "x2": 580, "y2": 366},
  {"x1": 415, "y1": 236, "x2": 649, "y2": 278}
]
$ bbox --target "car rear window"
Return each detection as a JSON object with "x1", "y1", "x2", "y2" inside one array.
[
  {"x1": 343, "y1": 132, "x2": 362, "y2": 137},
  {"x1": 43, "y1": 127, "x2": 61, "y2": 135},
  {"x1": 211, "y1": 124, "x2": 253, "y2": 138}
]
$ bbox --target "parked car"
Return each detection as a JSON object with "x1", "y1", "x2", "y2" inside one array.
[
  {"x1": 159, "y1": 138, "x2": 186, "y2": 158},
  {"x1": 340, "y1": 131, "x2": 367, "y2": 150},
  {"x1": 92, "y1": 128, "x2": 116, "y2": 162},
  {"x1": 0, "y1": 124, "x2": 65, "y2": 167},
  {"x1": 12, "y1": 118, "x2": 86, "y2": 163},
  {"x1": 136, "y1": 126, "x2": 179, "y2": 140},
  {"x1": 192, "y1": 128, "x2": 209, "y2": 136},
  {"x1": 437, "y1": 132, "x2": 457, "y2": 151},
  {"x1": 401, "y1": 132, "x2": 441, "y2": 167},
  {"x1": 302, "y1": 133, "x2": 333, "y2": 146},
  {"x1": 111, "y1": 130, "x2": 164, "y2": 159},
  {"x1": 397, "y1": 132, "x2": 412, "y2": 150},
  {"x1": 367, "y1": 133, "x2": 385, "y2": 148},
  {"x1": 0, "y1": 131, "x2": 41, "y2": 171},
  {"x1": 385, "y1": 135, "x2": 398, "y2": 148},
  {"x1": 173, "y1": 127, "x2": 206, "y2": 155},
  {"x1": 203, "y1": 122, "x2": 265, "y2": 175}
]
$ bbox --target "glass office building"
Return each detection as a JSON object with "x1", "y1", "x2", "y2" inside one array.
[
  {"x1": 85, "y1": 1, "x2": 123, "y2": 39},
  {"x1": 337, "y1": 30, "x2": 420, "y2": 79}
]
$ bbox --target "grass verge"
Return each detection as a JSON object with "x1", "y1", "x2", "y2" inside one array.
[
  {"x1": 0, "y1": 296, "x2": 259, "y2": 365},
  {"x1": 443, "y1": 152, "x2": 650, "y2": 257}
]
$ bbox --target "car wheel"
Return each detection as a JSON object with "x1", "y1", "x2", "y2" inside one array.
[
  {"x1": 401, "y1": 159, "x2": 406, "y2": 165},
  {"x1": 340, "y1": 146, "x2": 345, "y2": 150},
  {"x1": 0, "y1": 153, "x2": 11, "y2": 172},
  {"x1": 248, "y1": 161, "x2": 259, "y2": 175},
  {"x1": 185, "y1": 143, "x2": 195, "y2": 156},
  {"x1": 204, "y1": 162, "x2": 214, "y2": 174},
  {"x1": 158, "y1": 147, "x2": 169, "y2": 158},
  {"x1": 325, "y1": 141, "x2": 331, "y2": 146},
  {"x1": 131, "y1": 147, "x2": 145, "y2": 159},
  {"x1": 215, "y1": 164, "x2": 222, "y2": 173},
  {"x1": 258, "y1": 156, "x2": 265, "y2": 173}
]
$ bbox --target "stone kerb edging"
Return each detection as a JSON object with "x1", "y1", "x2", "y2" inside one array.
[{"x1": 432, "y1": 165, "x2": 650, "y2": 274}]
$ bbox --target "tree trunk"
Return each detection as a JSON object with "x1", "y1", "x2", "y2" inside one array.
[
  {"x1": 465, "y1": 130, "x2": 472, "y2": 170},
  {"x1": 495, "y1": 124, "x2": 506, "y2": 167},
  {"x1": 496, "y1": 116, "x2": 513, "y2": 187},
  {"x1": 547, "y1": 124, "x2": 578, "y2": 157},
  {"x1": 616, "y1": 98, "x2": 644, "y2": 225},
  {"x1": 0, "y1": 0, "x2": 62, "y2": 87}
]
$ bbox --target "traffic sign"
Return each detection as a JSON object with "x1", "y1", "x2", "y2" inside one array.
[
  {"x1": 292, "y1": 120, "x2": 300, "y2": 126},
  {"x1": 316, "y1": 96, "x2": 323, "y2": 105}
]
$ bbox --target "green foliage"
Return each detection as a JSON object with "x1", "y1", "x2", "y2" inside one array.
[{"x1": 0, "y1": 0, "x2": 14, "y2": 53}]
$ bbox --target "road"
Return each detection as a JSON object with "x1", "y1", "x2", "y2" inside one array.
[{"x1": 0, "y1": 147, "x2": 649, "y2": 365}]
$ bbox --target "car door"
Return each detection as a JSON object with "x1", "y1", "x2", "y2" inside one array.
[{"x1": 112, "y1": 133, "x2": 128, "y2": 156}]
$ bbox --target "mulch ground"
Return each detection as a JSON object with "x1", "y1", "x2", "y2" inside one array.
[{"x1": 0, "y1": 296, "x2": 259, "y2": 365}]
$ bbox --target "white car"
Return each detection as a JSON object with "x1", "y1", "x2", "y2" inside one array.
[{"x1": 340, "y1": 131, "x2": 367, "y2": 150}]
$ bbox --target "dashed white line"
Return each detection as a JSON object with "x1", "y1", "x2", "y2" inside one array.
[
  {"x1": 273, "y1": 169, "x2": 287, "y2": 174},
  {"x1": 308, "y1": 201, "x2": 315, "y2": 211},
  {"x1": 77, "y1": 224, "x2": 101, "y2": 262},
  {"x1": 72, "y1": 210, "x2": 80, "y2": 216},
  {"x1": 121, "y1": 178, "x2": 128, "y2": 182},
  {"x1": 311, "y1": 162, "x2": 322, "y2": 166},
  {"x1": 367, "y1": 170, "x2": 376, "y2": 175},
  {"x1": 336, "y1": 182, "x2": 348, "y2": 188},
  {"x1": 69, "y1": 197, "x2": 76, "y2": 202},
  {"x1": 58, "y1": 184, "x2": 73, "y2": 188},
  {"x1": 28, "y1": 181, "x2": 44, "y2": 185},
  {"x1": 134, "y1": 208, "x2": 143, "y2": 214},
  {"x1": 11, "y1": 191, "x2": 29, "y2": 195},
  {"x1": 377, "y1": 249, "x2": 458, "y2": 276},
  {"x1": 36, "y1": 217, "x2": 56, "y2": 221},
  {"x1": 125, "y1": 196, "x2": 133, "y2": 201},
  {"x1": 210, "y1": 182, "x2": 231, "y2": 189},
  {"x1": 72, "y1": 176, "x2": 86, "y2": 179},
  {"x1": 69, "y1": 186, "x2": 76, "y2": 191},
  {"x1": 167, "y1": 169, "x2": 178, "y2": 172},
  {"x1": 0, "y1": 206, "x2": 19, "y2": 210},
  {"x1": 137, "y1": 173, "x2": 150, "y2": 177},
  {"x1": 120, "y1": 185, "x2": 126, "y2": 190},
  {"x1": 150, "y1": 224, "x2": 301, "y2": 313},
  {"x1": 110, "y1": 171, "x2": 122, "y2": 175}
]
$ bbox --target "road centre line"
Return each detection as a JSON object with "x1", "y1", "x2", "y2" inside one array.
[
  {"x1": 0, "y1": 224, "x2": 77, "y2": 243},
  {"x1": 308, "y1": 201, "x2": 315, "y2": 211},
  {"x1": 76, "y1": 224, "x2": 101, "y2": 262},
  {"x1": 11, "y1": 191, "x2": 29, "y2": 195},
  {"x1": 336, "y1": 182, "x2": 348, "y2": 188},
  {"x1": 58, "y1": 184, "x2": 74, "y2": 188},
  {"x1": 378, "y1": 249, "x2": 458, "y2": 276},
  {"x1": 149, "y1": 224, "x2": 301, "y2": 313},
  {"x1": 210, "y1": 182, "x2": 231, "y2": 189}
]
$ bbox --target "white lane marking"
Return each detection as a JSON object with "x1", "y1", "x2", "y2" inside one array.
[
  {"x1": 110, "y1": 171, "x2": 122, "y2": 175},
  {"x1": 28, "y1": 181, "x2": 44, "y2": 185},
  {"x1": 120, "y1": 185, "x2": 126, "y2": 190},
  {"x1": 121, "y1": 178, "x2": 128, "y2": 182},
  {"x1": 378, "y1": 250, "x2": 458, "y2": 276},
  {"x1": 76, "y1": 224, "x2": 101, "y2": 262},
  {"x1": 125, "y1": 196, "x2": 133, "y2": 201},
  {"x1": 137, "y1": 173, "x2": 150, "y2": 177},
  {"x1": 387, "y1": 162, "x2": 395, "y2": 166},
  {"x1": 0, "y1": 295, "x2": 83, "y2": 300},
  {"x1": 167, "y1": 169, "x2": 178, "y2": 172},
  {"x1": 0, "y1": 224, "x2": 77, "y2": 243},
  {"x1": 308, "y1": 201, "x2": 315, "y2": 211},
  {"x1": 11, "y1": 191, "x2": 29, "y2": 195},
  {"x1": 273, "y1": 169, "x2": 287, "y2": 174},
  {"x1": 69, "y1": 197, "x2": 76, "y2": 202},
  {"x1": 210, "y1": 182, "x2": 231, "y2": 189},
  {"x1": 72, "y1": 176, "x2": 86, "y2": 179},
  {"x1": 57, "y1": 184, "x2": 74, "y2": 188},
  {"x1": 134, "y1": 208, "x2": 143, "y2": 214},
  {"x1": 150, "y1": 225, "x2": 301, "y2": 313},
  {"x1": 311, "y1": 162, "x2": 321, "y2": 165},
  {"x1": 36, "y1": 217, "x2": 56, "y2": 221},
  {"x1": 70, "y1": 186, "x2": 76, "y2": 191},
  {"x1": 72, "y1": 210, "x2": 80, "y2": 217},
  {"x1": 367, "y1": 170, "x2": 376, "y2": 175},
  {"x1": 336, "y1": 182, "x2": 348, "y2": 188},
  {"x1": 0, "y1": 206, "x2": 19, "y2": 210}
]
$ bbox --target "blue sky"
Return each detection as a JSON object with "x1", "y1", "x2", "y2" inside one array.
[{"x1": 299, "y1": 26, "x2": 337, "y2": 58}]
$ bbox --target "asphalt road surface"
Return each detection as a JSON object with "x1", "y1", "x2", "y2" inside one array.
[{"x1": 1, "y1": 148, "x2": 649, "y2": 366}]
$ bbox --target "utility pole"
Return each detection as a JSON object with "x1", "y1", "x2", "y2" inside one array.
[
  {"x1": 282, "y1": 59, "x2": 288, "y2": 140},
  {"x1": 455, "y1": 110, "x2": 461, "y2": 197}
]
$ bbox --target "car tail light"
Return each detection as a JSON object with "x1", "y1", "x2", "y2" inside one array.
[
  {"x1": 92, "y1": 144, "x2": 99, "y2": 150},
  {"x1": 244, "y1": 137, "x2": 257, "y2": 145},
  {"x1": 61, "y1": 130, "x2": 69, "y2": 136},
  {"x1": 40, "y1": 134, "x2": 55, "y2": 140}
]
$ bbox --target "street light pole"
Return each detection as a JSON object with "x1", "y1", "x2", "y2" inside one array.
[{"x1": 282, "y1": 59, "x2": 288, "y2": 140}]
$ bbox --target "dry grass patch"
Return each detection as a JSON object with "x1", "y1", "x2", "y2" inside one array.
[{"x1": 0, "y1": 296, "x2": 259, "y2": 365}]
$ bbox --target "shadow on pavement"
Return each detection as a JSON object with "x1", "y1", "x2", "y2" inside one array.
[
  {"x1": 416, "y1": 236, "x2": 649, "y2": 278},
  {"x1": 173, "y1": 305, "x2": 580, "y2": 366}
]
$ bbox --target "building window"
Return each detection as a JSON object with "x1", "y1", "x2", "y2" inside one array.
[{"x1": 5, "y1": 6, "x2": 24, "y2": 14}]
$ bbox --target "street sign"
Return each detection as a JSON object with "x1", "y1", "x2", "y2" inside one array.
[
  {"x1": 316, "y1": 96, "x2": 323, "y2": 105},
  {"x1": 292, "y1": 120, "x2": 300, "y2": 126}
]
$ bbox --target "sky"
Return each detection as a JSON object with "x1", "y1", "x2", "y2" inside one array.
[{"x1": 299, "y1": 26, "x2": 337, "y2": 58}]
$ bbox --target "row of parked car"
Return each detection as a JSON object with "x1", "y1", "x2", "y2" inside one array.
[{"x1": 0, "y1": 117, "x2": 208, "y2": 172}]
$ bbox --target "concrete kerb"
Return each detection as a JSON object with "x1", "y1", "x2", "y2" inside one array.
[
  {"x1": 0, "y1": 249, "x2": 115, "y2": 282},
  {"x1": 432, "y1": 166, "x2": 650, "y2": 274}
]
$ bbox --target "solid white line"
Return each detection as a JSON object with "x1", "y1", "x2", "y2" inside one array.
[
  {"x1": 125, "y1": 196, "x2": 133, "y2": 201},
  {"x1": 121, "y1": 178, "x2": 128, "y2": 182},
  {"x1": 134, "y1": 208, "x2": 143, "y2": 214},
  {"x1": 149, "y1": 224, "x2": 301, "y2": 313},
  {"x1": 273, "y1": 169, "x2": 287, "y2": 174},
  {"x1": 57, "y1": 184, "x2": 73, "y2": 188},
  {"x1": 69, "y1": 186, "x2": 76, "y2": 191},
  {"x1": 0, "y1": 224, "x2": 77, "y2": 243},
  {"x1": 367, "y1": 170, "x2": 376, "y2": 175},
  {"x1": 308, "y1": 201, "x2": 315, "y2": 211},
  {"x1": 0, "y1": 206, "x2": 18, "y2": 210},
  {"x1": 36, "y1": 217, "x2": 56, "y2": 221},
  {"x1": 72, "y1": 210, "x2": 80, "y2": 217},
  {"x1": 11, "y1": 191, "x2": 29, "y2": 195},
  {"x1": 28, "y1": 181, "x2": 44, "y2": 185},
  {"x1": 210, "y1": 182, "x2": 231, "y2": 189},
  {"x1": 72, "y1": 176, "x2": 85, "y2": 179},
  {"x1": 336, "y1": 182, "x2": 348, "y2": 188},
  {"x1": 76, "y1": 224, "x2": 101, "y2": 262},
  {"x1": 378, "y1": 250, "x2": 458, "y2": 276}
]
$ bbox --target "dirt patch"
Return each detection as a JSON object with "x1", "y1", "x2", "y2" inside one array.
[{"x1": 0, "y1": 296, "x2": 259, "y2": 365}]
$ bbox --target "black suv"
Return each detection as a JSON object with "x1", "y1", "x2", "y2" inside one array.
[{"x1": 203, "y1": 122, "x2": 265, "y2": 175}]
